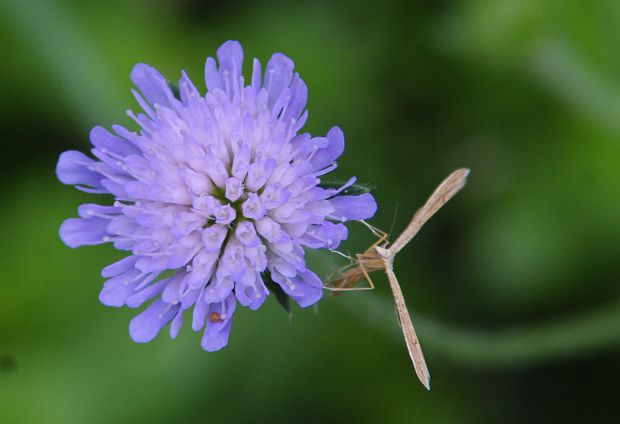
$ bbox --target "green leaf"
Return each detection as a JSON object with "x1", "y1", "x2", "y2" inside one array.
[
  {"x1": 263, "y1": 271, "x2": 292, "y2": 318},
  {"x1": 318, "y1": 181, "x2": 375, "y2": 195},
  {"x1": 168, "y1": 81, "x2": 181, "y2": 100}
]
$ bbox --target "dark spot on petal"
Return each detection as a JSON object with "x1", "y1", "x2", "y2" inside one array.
[{"x1": 209, "y1": 312, "x2": 222, "y2": 323}]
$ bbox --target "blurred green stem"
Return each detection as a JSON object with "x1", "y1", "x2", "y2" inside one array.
[
  {"x1": 530, "y1": 38, "x2": 620, "y2": 136},
  {"x1": 343, "y1": 295, "x2": 620, "y2": 368}
]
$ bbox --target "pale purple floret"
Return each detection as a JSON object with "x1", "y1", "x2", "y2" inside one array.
[{"x1": 56, "y1": 41, "x2": 376, "y2": 351}]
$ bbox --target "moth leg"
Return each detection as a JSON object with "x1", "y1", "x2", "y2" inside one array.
[
  {"x1": 359, "y1": 220, "x2": 388, "y2": 248},
  {"x1": 354, "y1": 252, "x2": 377, "y2": 290},
  {"x1": 329, "y1": 249, "x2": 354, "y2": 261},
  {"x1": 358, "y1": 221, "x2": 389, "y2": 255},
  {"x1": 324, "y1": 253, "x2": 378, "y2": 292},
  {"x1": 359, "y1": 220, "x2": 387, "y2": 240},
  {"x1": 325, "y1": 285, "x2": 375, "y2": 292}
]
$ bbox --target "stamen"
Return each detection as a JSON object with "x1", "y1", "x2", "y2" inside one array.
[
  {"x1": 266, "y1": 69, "x2": 275, "y2": 92},
  {"x1": 306, "y1": 144, "x2": 320, "y2": 161},
  {"x1": 313, "y1": 162, "x2": 338, "y2": 177},
  {"x1": 279, "y1": 95, "x2": 291, "y2": 119},
  {"x1": 84, "y1": 210, "x2": 117, "y2": 220},
  {"x1": 126, "y1": 110, "x2": 154, "y2": 134},
  {"x1": 89, "y1": 164, "x2": 127, "y2": 184},
  {"x1": 131, "y1": 89, "x2": 155, "y2": 118},
  {"x1": 126, "y1": 271, "x2": 148, "y2": 286},
  {"x1": 157, "y1": 302, "x2": 175, "y2": 320},
  {"x1": 98, "y1": 147, "x2": 127, "y2": 162},
  {"x1": 134, "y1": 273, "x2": 158, "y2": 291},
  {"x1": 239, "y1": 76, "x2": 245, "y2": 103},
  {"x1": 223, "y1": 70, "x2": 230, "y2": 95}
]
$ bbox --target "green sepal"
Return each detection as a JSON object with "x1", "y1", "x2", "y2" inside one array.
[
  {"x1": 263, "y1": 271, "x2": 292, "y2": 318},
  {"x1": 318, "y1": 181, "x2": 375, "y2": 195}
]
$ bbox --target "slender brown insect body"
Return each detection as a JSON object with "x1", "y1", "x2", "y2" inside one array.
[
  {"x1": 327, "y1": 225, "x2": 386, "y2": 291},
  {"x1": 326, "y1": 168, "x2": 470, "y2": 390}
]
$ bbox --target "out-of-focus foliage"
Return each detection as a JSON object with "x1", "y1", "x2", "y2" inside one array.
[{"x1": 1, "y1": 0, "x2": 620, "y2": 423}]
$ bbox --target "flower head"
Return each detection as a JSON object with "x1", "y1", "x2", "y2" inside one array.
[{"x1": 56, "y1": 41, "x2": 376, "y2": 351}]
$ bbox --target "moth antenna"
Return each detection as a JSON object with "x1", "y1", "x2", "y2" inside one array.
[
  {"x1": 358, "y1": 220, "x2": 384, "y2": 238},
  {"x1": 387, "y1": 201, "x2": 400, "y2": 240}
]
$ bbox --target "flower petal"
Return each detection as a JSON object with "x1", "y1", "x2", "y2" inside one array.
[
  {"x1": 216, "y1": 40, "x2": 243, "y2": 94},
  {"x1": 310, "y1": 126, "x2": 345, "y2": 171},
  {"x1": 272, "y1": 269, "x2": 323, "y2": 308},
  {"x1": 251, "y1": 58, "x2": 262, "y2": 90},
  {"x1": 264, "y1": 52, "x2": 294, "y2": 108},
  {"x1": 99, "y1": 269, "x2": 142, "y2": 307},
  {"x1": 234, "y1": 270, "x2": 268, "y2": 310},
  {"x1": 59, "y1": 217, "x2": 108, "y2": 248},
  {"x1": 178, "y1": 70, "x2": 201, "y2": 104},
  {"x1": 169, "y1": 309, "x2": 185, "y2": 339},
  {"x1": 90, "y1": 126, "x2": 140, "y2": 158},
  {"x1": 126, "y1": 278, "x2": 169, "y2": 309},
  {"x1": 130, "y1": 64, "x2": 175, "y2": 109},
  {"x1": 129, "y1": 299, "x2": 179, "y2": 343},
  {"x1": 102, "y1": 255, "x2": 138, "y2": 278},
  {"x1": 300, "y1": 222, "x2": 348, "y2": 250},
  {"x1": 283, "y1": 74, "x2": 307, "y2": 121},
  {"x1": 200, "y1": 294, "x2": 236, "y2": 352},
  {"x1": 293, "y1": 270, "x2": 323, "y2": 307},
  {"x1": 329, "y1": 193, "x2": 377, "y2": 221},
  {"x1": 204, "y1": 57, "x2": 222, "y2": 92},
  {"x1": 192, "y1": 289, "x2": 209, "y2": 331},
  {"x1": 203, "y1": 271, "x2": 234, "y2": 304},
  {"x1": 56, "y1": 151, "x2": 102, "y2": 188}
]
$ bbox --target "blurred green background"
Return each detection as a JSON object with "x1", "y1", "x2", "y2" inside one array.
[{"x1": 1, "y1": 0, "x2": 620, "y2": 423}]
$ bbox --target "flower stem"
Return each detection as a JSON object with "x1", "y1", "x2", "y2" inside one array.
[{"x1": 340, "y1": 295, "x2": 620, "y2": 368}]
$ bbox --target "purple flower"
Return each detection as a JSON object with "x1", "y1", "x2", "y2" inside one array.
[{"x1": 56, "y1": 40, "x2": 376, "y2": 351}]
